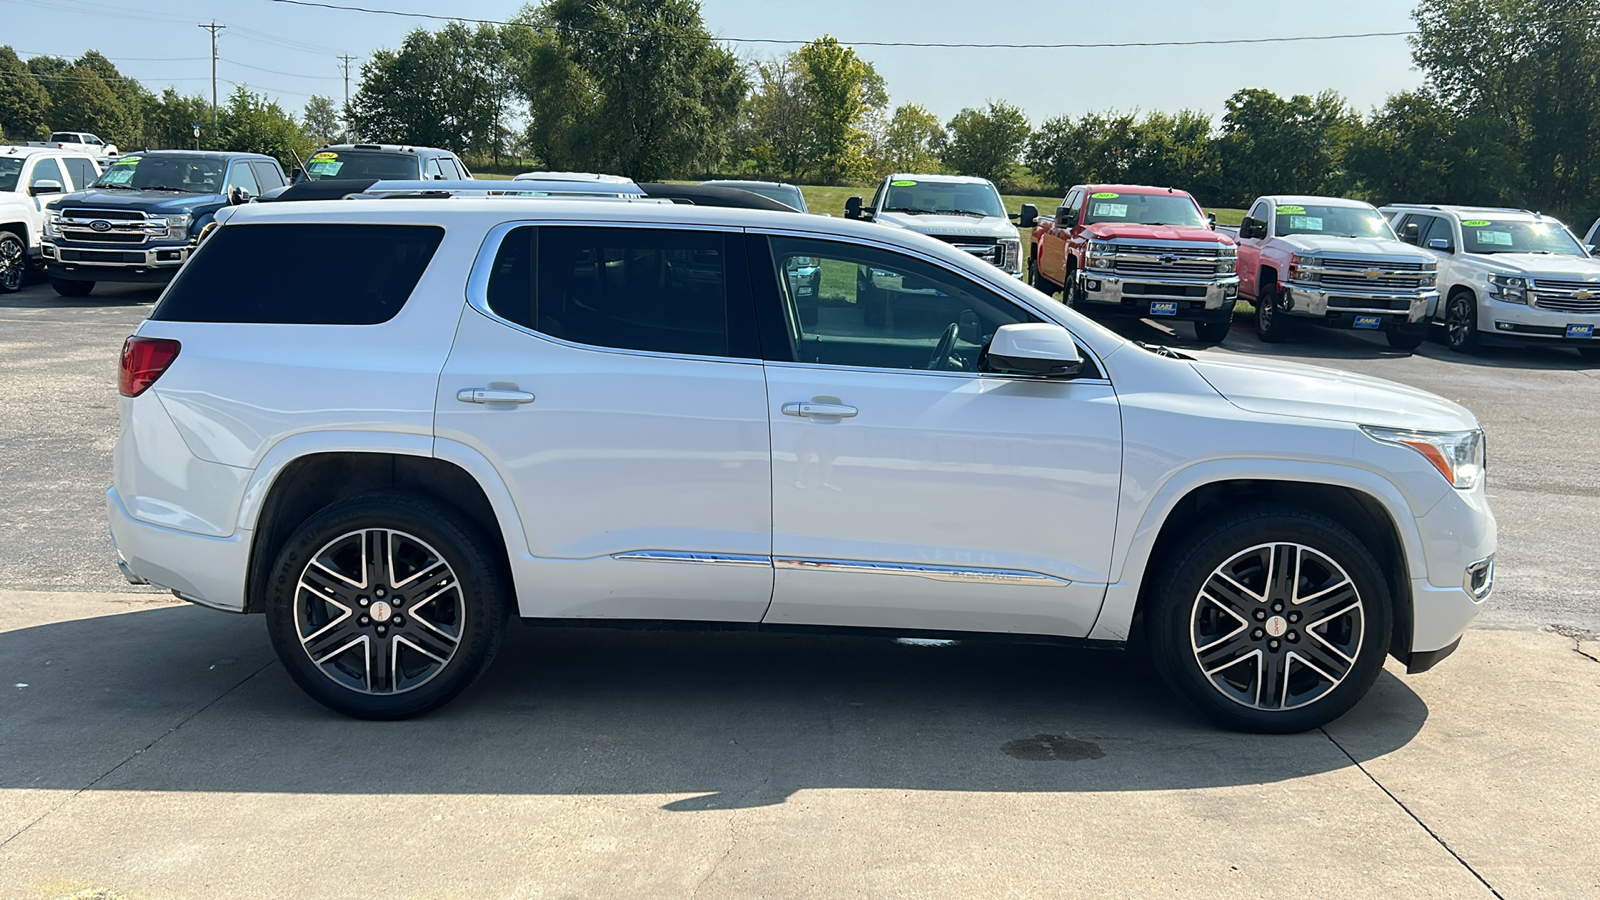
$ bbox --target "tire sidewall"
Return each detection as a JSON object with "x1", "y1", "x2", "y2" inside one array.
[
  {"x1": 1145, "y1": 507, "x2": 1393, "y2": 733},
  {"x1": 264, "y1": 493, "x2": 507, "y2": 719},
  {"x1": 0, "y1": 233, "x2": 23, "y2": 293}
]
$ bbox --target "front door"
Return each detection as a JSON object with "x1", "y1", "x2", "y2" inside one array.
[
  {"x1": 436, "y1": 224, "x2": 774, "y2": 622},
  {"x1": 753, "y1": 234, "x2": 1122, "y2": 637}
]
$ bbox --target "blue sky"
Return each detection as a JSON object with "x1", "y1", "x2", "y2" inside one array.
[{"x1": 2, "y1": 0, "x2": 1425, "y2": 122}]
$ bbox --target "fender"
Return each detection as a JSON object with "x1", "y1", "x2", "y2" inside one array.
[
  {"x1": 1089, "y1": 457, "x2": 1425, "y2": 642},
  {"x1": 233, "y1": 430, "x2": 434, "y2": 532}
]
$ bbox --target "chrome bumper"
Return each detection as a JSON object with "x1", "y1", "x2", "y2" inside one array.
[
  {"x1": 42, "y1": 241, "x2": 191, "y2": 268},
  {"x1": 1281, "y1": 282, "x2": 1436, "y2": 324},
  {"x1": 1078, "y1": 271, "x2": 1240, "y2": 312}
]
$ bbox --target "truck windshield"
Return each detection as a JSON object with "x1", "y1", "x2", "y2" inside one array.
[
  {"x1": 0, "y1": 159, "x2": 20, "y2": 192},
  {"x1": 1083, "y1": 192, "x2": 1207, "y2": 227},
  {"x1": 1460, "y1": 219, "x2": 1585, "y2": 256},
  {"x1": 880, "y1": 181, "x2": 1005, "y2": 218},
  {"x1": 1274, "y1": 204, "x2": 1393, "y2": 239},
  {"x1": 299, "y1": 150, "x2": 420, "y2": 182},
  {"x1": 94, "y1": 156, "x2": 225, "y2": 193}
]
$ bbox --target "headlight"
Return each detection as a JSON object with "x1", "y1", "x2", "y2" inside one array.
[
  {"x1": 1487, "y1": 274, "x2": 1527, "y2": 304},
  {"x1": 1361, "y1": 425, "x2": 1485, "y2": 490},
  {"x1": 1217, "y1": 256, "x2": 1237, "y2": 274},
  {"x1": 998, "y1": 238, "x2": 1021, "y2": 272},
  {"x1": 1088, "y1": 241, "x2": 1115, "y2": 256},
  {"x1": 163, "y1": 214, "x2": 192, "y2": 236},
  {"x1": 45, "y1": 212, "x2": 62, "y2": 237},
  {"x1": 1289, "y1": 254, "x2": 1321, "y2": 282}
]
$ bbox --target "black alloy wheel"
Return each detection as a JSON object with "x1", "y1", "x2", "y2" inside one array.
[
  {"x1": 264, "y1": 493, "x2": 507, "y2": 719},
  {"x1": 1254, "y1": 285, "x2": 1293, "y2": 343},
  {"x1": 1445, "y1": 292, "x2": 1479, "y2": 353},
  {"x1": 0, "y1": 232, "x2": 24, "y2": 293},
  {"x1": 1145, "y1": 505, "x2": 1392, "y2": 733}
]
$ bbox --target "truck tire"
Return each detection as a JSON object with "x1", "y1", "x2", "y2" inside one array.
[
  {"x1": 1194, "y1": 319, "x2": 1231, "y2": 344},
  {"x1": 1028, "y1": 252, "x2": 1055, "y2": 295},
  {"x1": 50, "y1": 277, "x2": 94, "y2": 297},
  {"x1": 1385, "y1": 325, "x2": 1427, "y2": 352},
  {"x1": 0, "y1": 232, "x2": 24, "y2": 293},
  {"x1": 1444, "y1": 291, "x2": 1479, "y2": 353},
  {"x1": 1254, "y1": 284, "x2": 1293, "y2": 343},
  {"x1": 1144, "y1": 504, "x2": 1392, "y2": 733}
]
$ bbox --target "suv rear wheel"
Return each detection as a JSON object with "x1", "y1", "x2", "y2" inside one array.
[
  {"x1": 264, "y1": 493, "x2": 508, "y2": 719},
  {"x1": 1144, "y1": 505, "x2": 1392, "y2": 733}
]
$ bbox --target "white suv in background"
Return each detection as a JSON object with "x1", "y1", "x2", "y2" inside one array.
[
  {"x1": 1386, "y1": 205, "x2": 1600, "y2": 357},
  {"x1": 109, "y1": 186, "x2": 1495, "y2": 732}
]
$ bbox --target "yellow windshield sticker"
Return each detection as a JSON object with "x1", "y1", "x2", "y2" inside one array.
[
  {"x1": 890, "y1": 179, "x2": 916, "y2": 186},
  {"x1": 1277, "y1": 205, "x2": 1306, "y2": 215},
  {"x1": 1091, "y1": 191, "x2": 1119, "y2": 198},
  {"x1": 1461, "y1": 219, "x2": 1490, "y2": 227},
  {"x1": 310, "y1": 151, "x2": 338, "y2": 160},
  {"x1": 113, "y1": 157, "x2": 139, "y2": 166}
]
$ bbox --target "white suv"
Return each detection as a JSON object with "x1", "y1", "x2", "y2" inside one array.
[
  {"x1": 1385, "y1": 205, "x2": 1600, "y2": 357},
  {"x1": 109, "y1": 190, "x2": 1497, "y2": 732}
]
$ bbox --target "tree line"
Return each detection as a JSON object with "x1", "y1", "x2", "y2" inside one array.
[{"x1": 1, "y1": 0, "x2": 1595, "y2": 224}]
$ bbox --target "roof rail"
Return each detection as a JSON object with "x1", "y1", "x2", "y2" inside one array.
[
  {"x1": 354, "y1": 178, "x2": 649, "y2": 199},
  {"x1": 1383, "y1": 202, "x2": 1533, "y2": 214}
]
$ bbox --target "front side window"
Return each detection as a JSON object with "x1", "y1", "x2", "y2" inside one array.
[
  {"x1": 154, "y1": 223, "x2": 444, "y2": 324},
  {"x1": 1273, "y1": 204, "x2": 1394, "y2": 239},
  {"x1": 251, "y1": 161, "x2": 286, "y2": 190},
  {"x1": 1082, "y1": 191, "x2": 1207, "y2": 227},
  {"x1": 1459, "y1": 218, "x2": 1585, "y2": 256},
  {"x1": 765, "y1": 236, "x2": 1039, "y2": 372},
  {"x1": 485, "y1": 226, "x2": 754, "y2": 359},
  {"x1": 226, "y1": 162, "x2": 261, "y2": 198},
  {"x1": 94, "y1": 155, "x2": 224, "y2": 194}
]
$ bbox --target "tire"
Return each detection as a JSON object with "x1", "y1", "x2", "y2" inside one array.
[
  {"x1": 0, "y1": 232, "x2": 24, "y2": 293},
  {"x1": 263, "y1": 492, "x2": 509, "y2": 719},
  {"x1": 50, "y1": 277, "x2": 94, "y2": 297},
  {"x1": 1444, "y1": 291, "x2": 1479, "y2": 353},
  {"x1": 1029, "y1": 251, "x2": 1056, "y2": 296},
  {"x1": 1193, "y1": 319, "x2": 1231, "y2": 344},
  {"x1": 1065, "y1": 266, "x2": 1084, "y2": 308},
  {"x1": 1143, "y1": 505, "x2": 1392, "y2": 733},
  {"x1": 1385, "y1": 327, "x2": 1426, "y2": 352},
  {"x1": 1254, "y1": 284, "x2": 1293, "y2": 343}
]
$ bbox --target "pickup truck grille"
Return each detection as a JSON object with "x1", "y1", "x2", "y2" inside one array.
[
  {"x1": 1315, "y1": 258, "x2": 1430, "y2": 291},
  {"x1": 1114, "y1": 258, "x2": 1216, "y2": 278},
  {"x1": 1112, "y1": 243, "x2": 1223, "y2": 258},
  {"x1": 1320, "y1": 273, "x2": 1421, "y2": 290},
  {"x1": 931, "y1": 235, "x2": 1002, "y2": 266},
  {"x1": 1530, "y1": 278, "x2": 1600, "y2": 313},
  {"x1": 59, "y1": 208, "x2": 144, "y2": 220},
  {"x1": 56, "y1": 208, "x2": 166, "y2": 245}
]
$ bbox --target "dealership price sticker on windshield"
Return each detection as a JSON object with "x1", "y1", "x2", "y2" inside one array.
[
  {"x1": 890, "y1": 180, "x2": 916, "y2": 186},
  {"x1": 1093, "y1": 202, "x2": 1129, "y2": 218},
  {"x1": 1277, "y1": 205, "x2": 1306, "y2": 215},
  {"x1": 1289, "y1": 215, "x2": 1324, "y2": 231},
  {"x1": 1091, "y1": 191, "x2": 1119, "y2": 199}
]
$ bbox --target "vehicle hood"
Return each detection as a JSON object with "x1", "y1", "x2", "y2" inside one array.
[
  {"x1": 1086, "y1": 222, "x2": 1232, "y2": 245},
  {"x1": 1189, "y1": 354, "x2": 1478, "y2": 432},
  {"x1": 51, "y1": 189, "x2": 224, "y2": 214},
  {"x1": 1467, "y1": 252, "x2": 1600, "y2": 279},
  {"x1": 875, "y1": 211, "x2": 1017, "y2": 240},
  {"x1": 1277, "y1": 234, "x2": 1430, "y2": 260}
]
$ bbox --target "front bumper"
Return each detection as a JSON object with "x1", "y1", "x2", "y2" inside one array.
[
  {"x1": 1402, "y1": 481, "x2": 1496, "y2": 671},
  {"x1": 1078, "y1": 271, "x2": 1240, "y2": 319},
  {"x1": 108, "y1": 486, "x2": 251, "y2": 612},
  {"x1": 43, "y1": 240, "x2": 191, "y2": 283},
  {"x1": 1280, "y1": 283, "x2": 1436, "y2": 327},
  {"x1": 1480, "y1": 297, "x2": 1600, "y2": 343}
]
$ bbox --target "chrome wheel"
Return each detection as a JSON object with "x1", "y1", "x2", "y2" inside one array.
[
  {"x1": 295, "y1": 528, "x2": 465, "y2": 695},
  {"x1": 1190, "y1": 542, "x2": 1364, "y2": 711},
  {"x1": 0, "y1": 233, "x2": 23, "y2": 293}
]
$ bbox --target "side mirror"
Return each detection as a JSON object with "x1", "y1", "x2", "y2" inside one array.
[
  {"x1": 844, "y1": 196, "x2": 863, "y2": 220},
  {"x1": 290, "y1": 168, "x2": 305, "y2": 182},
  {"x1": 1428, "y1": 237, "x2": 1453, "y2": 252},
  {"x1": 1018, "y1": 203, "x2": 1038, "y2": 229},
  {"x1": 958, "y1": 309, "x2": 980, "y2": 345},
  {"x1": 1587, "y1": 244, "x2": 1597, "y2": 255},
  {"x1": 1207, "y1": 212, "x2": 1217, "y2": 230},
  {"x1": 1240, "y1": 216, "x2": 1265, "y2": 239},
  {"x1": 1401, "y1": 222, "x2": 1420, "y2": 245},
  {"x1": 29, "y1": 179, "x2": 63, "y2": 196},
  {"x1": 985, "y1": 323, "x2": 1085, "y2": 378}
]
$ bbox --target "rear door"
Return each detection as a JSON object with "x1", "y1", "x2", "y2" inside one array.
[
  {"x1": 752, "y1": 233, "x2": 1121, "y2": 637},
  {"x1": 435, "y1": 223, "x2": 775, "y2": 622}
]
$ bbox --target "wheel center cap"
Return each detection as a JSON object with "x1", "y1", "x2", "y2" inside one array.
[
  {"x1": 370, "y1": 600, "x2": 393, "y2": 623},
  {"x1": 1265, "y1": 615, "x2": 1288, "y2": 638}
]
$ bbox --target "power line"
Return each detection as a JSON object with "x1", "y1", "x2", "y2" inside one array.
[
  {"x1": 199, "y1": 21, "x2": 226, "y2": 133},
  {"x1": 337, "y1": 53, "x2": 358, "y2": 117},
  {"x1": 13, "y1": 49, "x2": 209, "y2": 62},
  {"x1": 264, "y1": 0, "x2": 1421, "y2": 49}
]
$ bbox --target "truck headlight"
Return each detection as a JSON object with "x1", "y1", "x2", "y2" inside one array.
[
  {"x1": 1487, "y1": 274, "x2": 1527, "y2": 304},
  {"x1": 998, "y1": 238, "x2": 1021, "y2": 272},
  {"x1": 1217, "y1": 255, "x2": 1237, "y2": 274},
  {"x1": 45, "y1": 212, "x2": 62, "y2": 238},
  {"x1": 1289, "y1": 254, "x2": 1321, "y2": 283},
  {"x1": 1361, "y1": 425, "x2": 1485, "y2": 490},
  {"x1": 162, "y1": 214, "x2": 192, "y2": 237},
  {"x1": 1087, "y1": 241, "x2": 1115, "y2": 256}
]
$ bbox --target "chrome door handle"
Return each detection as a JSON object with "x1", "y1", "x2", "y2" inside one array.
[
  {"x1": 457, "y1": 387, "x2": 536, "y2": 404},
  {"x1": 782, "y1": 401, "x2": 857, "y2": 418}
]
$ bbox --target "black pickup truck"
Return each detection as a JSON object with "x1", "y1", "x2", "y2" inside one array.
[{"x1": 42, "y1": 150, "x2": 285, "y2": 296}]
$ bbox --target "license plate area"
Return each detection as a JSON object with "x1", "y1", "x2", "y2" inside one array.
[
  {"x1": 1566, "y1": 324, "x2": 1594, "y2": 339},
  {"x1": 1352, "y1": 315, "x2": 1383, "y2": 329},
  {"x1": 1149, "y1": 301, "x2": 1178, "y2": 316}
]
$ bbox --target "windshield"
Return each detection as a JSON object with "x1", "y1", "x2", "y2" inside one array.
[
  {"x1": 1274, "y1": 204, "x2": 1393, "y2": 239},
  {"x1": 50, "y1": 133, "x2": 81, "y2": 143},
  {"x1": 94, "y1": 156, "x2": 225, "y2": 193},
  {"x1": 0, "y1": 159, "x2": 20, "y2": 192},
  {"x1": 299, "y1": 150, "x2": 420, "y2": 182},
  {"x1": 1460, "y1": 218, "x2": 1585, "y2": 256},
  {"x1": 880, "y1": 180, "x2": 1005, "y2": 218},
  {"x1": 1083, "y1": 192, "x2": 1207, "y2": 227},
  {"x1": 716, "y1": 182, "x2": 804, "y2": 211}
]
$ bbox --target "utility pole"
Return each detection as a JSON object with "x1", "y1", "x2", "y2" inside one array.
[
  {"x1": 336, "y1": 53, "x2": 357, "y2": 139},
  {"x1": 198, "y1": 21, "x2": 226, "y2": 138}
]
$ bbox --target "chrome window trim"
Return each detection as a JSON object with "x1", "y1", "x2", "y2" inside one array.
[
  {"x1": 612, "y1": 551, "x2": 771, "y2": 568},
  {"x1": 773, "y1": 556, "x2": 1071, "y2": 586}
]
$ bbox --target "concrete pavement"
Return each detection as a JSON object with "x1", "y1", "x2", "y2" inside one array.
[{"x1": 1, "y1": 590, "x2": 1595, "y2": 899}]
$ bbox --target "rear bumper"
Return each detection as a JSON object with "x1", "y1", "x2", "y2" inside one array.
[
  {"x1": 1078, "y1": 272, "x2": 1240, "y2": 319},
  {"x1": 107, "y1": 486, "x2": 251, "y2": 613}
]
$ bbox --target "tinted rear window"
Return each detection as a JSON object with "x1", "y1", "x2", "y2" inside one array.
[{"x1": 153, "y1": 223, "x2": 444, "y2": 324}]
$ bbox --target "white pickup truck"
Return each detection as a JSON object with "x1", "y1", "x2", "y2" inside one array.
[
  {"x1": 28, "y1": 132, "x2": 120, "y2": 159},
  {"x1": 0, "y1": 146, "x2": 103, "y2": 292}
]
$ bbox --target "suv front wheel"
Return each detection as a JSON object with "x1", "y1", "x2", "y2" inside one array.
[
  {"x1": 1144, "y1": 505, "x2": 1392, "y2": 733},
  {"x1": 264, "y1": 493, "x2": 508, "y2": 719}
]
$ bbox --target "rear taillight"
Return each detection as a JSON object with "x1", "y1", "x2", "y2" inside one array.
[{"x1": 119, "y1": 336, "x2": 181, "y2": 397}]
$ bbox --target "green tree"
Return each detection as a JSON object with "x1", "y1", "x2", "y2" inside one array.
[
  {"x1": 42, "y1": 65, "x2": 132, "y2": 147},
  {"x1": 1133, "y1": 109, "x2": 1223, "y2": 203},
  {"x1": 793, "y1": 36, "x2": 886, "y2": 183},
  {"x1": 513, "y1": 0, "x2": 747, "y2": 180},
  {"x1": 943, "y1": 100, "x2": 1031, "y2": 186},
  {"x1": 1216, "y1": 88, "x2": 1360, "y2": 206},
  {"x1": 147, "y1": 88, "x2": 213, "y2": 149},
  {"x1": 740, "y1": 56, "x2": 814, "y2": 179},
  {"x1": 217, "y1": 85, "x2": 316, "y2": 169},
  {"x1": 301, "y1": 94, "x2": 343, "y2": 144},
  {"x1": 876, "y1": 103, "x2": 944, "y2": 176},
  {"x1": 0, "y1": 47, "x2": 50, "y2": 140},
  {"x1": 74, "y1": 50, "x2": 152, "y2": 146}
]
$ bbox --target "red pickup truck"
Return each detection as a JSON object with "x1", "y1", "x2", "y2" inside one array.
[{"x1": 1022, "y1": 184, "x2": 1240, "y2": 343}]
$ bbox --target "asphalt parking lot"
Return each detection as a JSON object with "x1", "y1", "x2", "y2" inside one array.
[{"x1": 2, "y1": 280, "x2": 1599, "y2": 898}]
